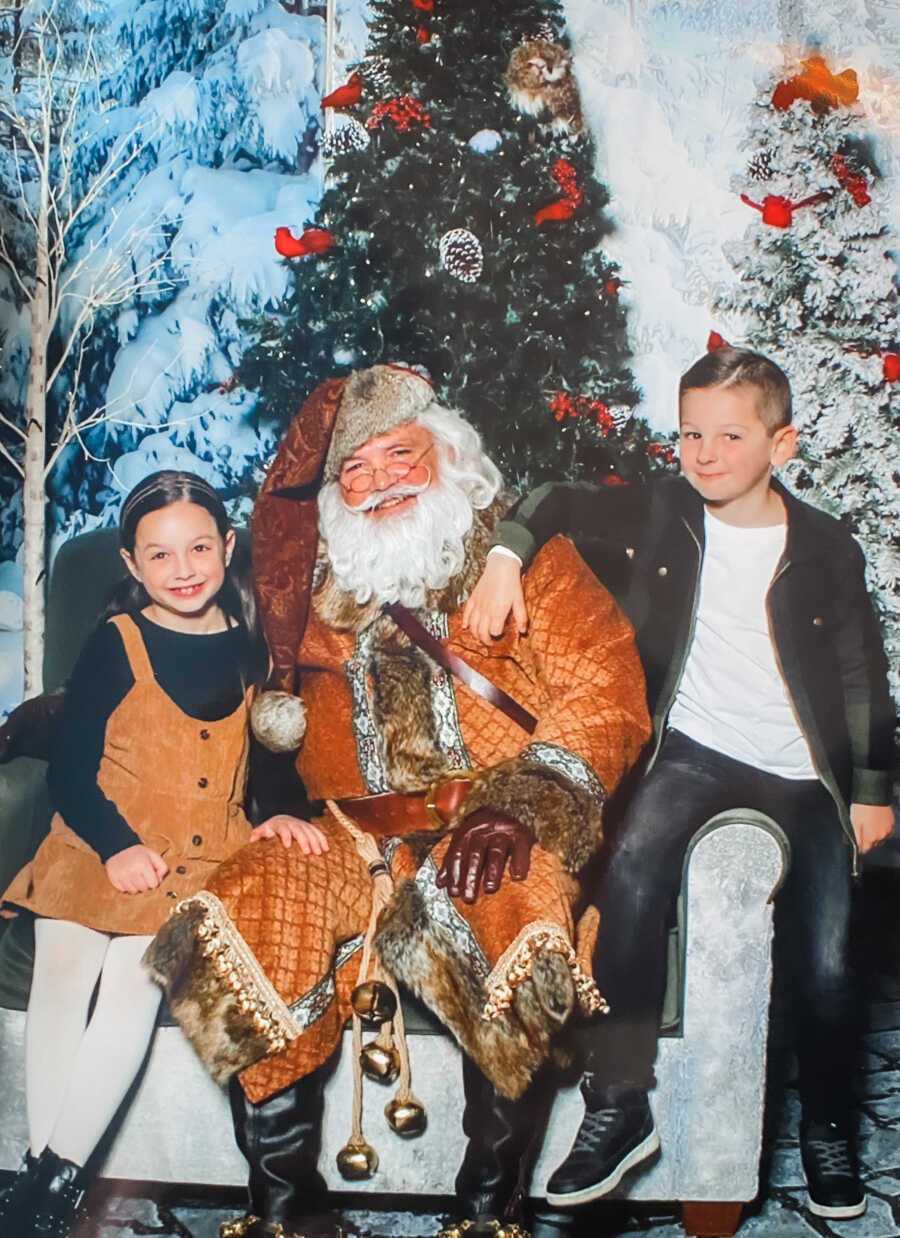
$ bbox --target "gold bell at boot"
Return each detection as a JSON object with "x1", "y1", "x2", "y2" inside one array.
[
  {"x1": 360, "y1": 1040, "x2": 401, "y2": 1083},
  {"x1": 336, "y1": 1139, "x2": 379, "y2": 1180},
  {"x1": 350, "y1": 980, "x2": 398, "y2": 1027},
  {"x1": 385, "y1": 1096, "x2": 427, "y2": 1136}
]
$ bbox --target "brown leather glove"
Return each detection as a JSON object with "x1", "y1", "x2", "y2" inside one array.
[
  {"x1": 435, "y1": 807, "x2": 534, "y2": 904},
  {"x1": 0, "y1": 692, "x2": 65, "y2": 764}
]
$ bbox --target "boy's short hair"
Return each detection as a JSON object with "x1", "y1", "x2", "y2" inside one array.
[{"x1": 679, "y1": 347, "x2": 792, "y2": 433}]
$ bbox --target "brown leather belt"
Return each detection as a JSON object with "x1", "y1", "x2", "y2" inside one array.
[
  {"x1": 382, "y1": 602, "x2": 537, "y2": 734},
  {"x1": 336, "y1": 775, "x2": 475, "y2": 838}
]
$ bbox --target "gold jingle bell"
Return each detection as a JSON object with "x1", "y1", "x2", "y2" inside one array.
[
  {"x1": 385, "y1": 1096, "x2": 427, "y2": 1137},
  {"x1": 350, "y1": 980, "x2": 397, "y2": 1027},
  {"x1": 336, "y1": 1140, "x2": 379, "y2": 1180},
  {"x1": 360, "y1": 1040, "x2": 401, "y2": 1083}
]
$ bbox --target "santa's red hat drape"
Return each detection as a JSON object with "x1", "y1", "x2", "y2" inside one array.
[{"x1": 251, "y1": 377, "x2": 347, "y2": 692}]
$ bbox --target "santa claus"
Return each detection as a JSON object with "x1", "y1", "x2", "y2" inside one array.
[{"x1": 145, "y1": 364, "x2": 650, "y2": 1238}]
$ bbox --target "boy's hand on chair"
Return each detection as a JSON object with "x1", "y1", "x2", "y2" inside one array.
[
  {"x1": 105, "y1": 845, "x2": 169, "y2": 893},
  {"x1": 850, "y1": 802, "x2": 895, "y2": 854},
  {"x1": 251, "y1": 815, "x2": 329, "y2": 854},
  {"x1": 461, "y1": 551, "x2": 528, "y2": 644}
]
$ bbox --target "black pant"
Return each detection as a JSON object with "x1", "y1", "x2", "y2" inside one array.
[{"x1": 585, "y1": 729, "x2": 859, "y2": 1124}]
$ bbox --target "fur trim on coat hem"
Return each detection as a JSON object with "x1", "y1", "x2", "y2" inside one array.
[
  {"x1": 375, "y1": 878, "x2": 575, "y2": 1100},
  {"x1": 142, "y1": 893, "x2": 299, "y2": 1084}
]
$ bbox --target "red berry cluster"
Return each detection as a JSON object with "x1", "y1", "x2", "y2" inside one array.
[
  {"x1": 551, "y1": 391, "x2": 613, "y2": 431},
  {"x1": 534, "y1": 160, "x2": 583, "y2": 225},
  {"x1": 831, "y1": 154, "x2": 870, "y2": 207},
  {"x1": 552, "y1": 159, "x2": 582, "y2": 206},
  {"x1": 367, "y1": 96, "x2": 432, "y2": 133},
  {"x1": 648, "y1": 442, "x2": 676, "y2": 463}
]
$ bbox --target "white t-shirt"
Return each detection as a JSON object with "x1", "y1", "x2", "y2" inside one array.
[{"x1": 667, "y1": 509, "x2": 817, "y2": 779}]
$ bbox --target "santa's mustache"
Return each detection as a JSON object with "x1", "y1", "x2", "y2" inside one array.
[{"x1": 345, "y1": 473, "x2": 431, "y2": 512}]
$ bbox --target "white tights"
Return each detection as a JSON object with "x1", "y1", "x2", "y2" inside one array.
[{"x1": 26, "y1": 918, "x2": 162, "y2": 1166}]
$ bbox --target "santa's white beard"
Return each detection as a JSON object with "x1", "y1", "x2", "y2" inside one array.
[{"x1": 318, "y1": 476, "x2": 477, "y2": 608}]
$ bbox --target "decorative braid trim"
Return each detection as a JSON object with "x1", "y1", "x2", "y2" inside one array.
[
  {"x1": 436, "y1": 1219, "x2": 530, "y2": 1238},
  {"x1": 181, "y1": 890, "x2": 300, "y2": 1053},
  {"x1": 482, "y1": 920, "x2": 607, "y2": 1020}
]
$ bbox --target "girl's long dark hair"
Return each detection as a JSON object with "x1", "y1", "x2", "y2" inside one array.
[{"x1": 103, "y1": 470, "x2": 268, "y2": 687}]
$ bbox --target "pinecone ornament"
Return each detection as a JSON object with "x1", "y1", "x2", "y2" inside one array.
[
  {"x1": 747, "y1": 150, "x2": 772, "y2": 181},
  {"x1": 439, "y1": 228, "x2": 483, "y2": 282},
  {"x1": 529, "y1": 20, "x2": 558, "y2": 42},
  {"x1": 358, "y1": 57, "x2": 393, "y2": 97},
  {"x1": 322, "y1": 118, "x2": 370, "y2": 159}
]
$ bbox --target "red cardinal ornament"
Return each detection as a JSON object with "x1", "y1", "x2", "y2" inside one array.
[
  {"x1": 534, "y1": 198, "x2": 577, "y2": 224},
  {"x1": 707, "y1": 331, "x2": 729, "y2": 352},
  {"x1": 321, "y1": 74, "x2": 362, "y2": 111},
  {"x1": 741, "y1": 191, "x2": 831, "y2": 228},
  {"x1": 772, "y1": 56, "x2": 859, "y2": 114},
  {"x1": 274, "y1": 227, "x2": 334, "y2": 258},
  {"x1": 883, "y1": 353, "x2": 900, "y2": 383}
]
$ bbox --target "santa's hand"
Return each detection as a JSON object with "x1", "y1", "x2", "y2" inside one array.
[
  {"x1": 251, "y1": 815, "x2": 329, "y2": 855},
  {"x1": 436, "y1": 808, "x2": 534, "y2": 904},
  {"x1": 462, "y1": 551, "x2": 528, "y2": 644},
  {"x1": 105, "y1": 845, "x2": 169, "y2": 894}
]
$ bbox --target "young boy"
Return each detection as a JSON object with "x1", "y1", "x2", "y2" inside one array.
[{"x1": 463, "y1": 347, "x2": 895, "y2": 1220}]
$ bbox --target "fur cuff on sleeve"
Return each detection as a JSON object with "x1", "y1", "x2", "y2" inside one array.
[{"x1": 455, "y1": 749, "x2": 606, "y2": 872}]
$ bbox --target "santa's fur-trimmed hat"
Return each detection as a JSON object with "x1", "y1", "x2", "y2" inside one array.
[{"x1": 250, "y1": 364, "x2": 438, "y2": 749}]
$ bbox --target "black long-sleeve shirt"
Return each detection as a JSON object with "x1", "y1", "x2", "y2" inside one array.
[{"x1": 47, "y1": 612, "x2": 305, "y2": 861}]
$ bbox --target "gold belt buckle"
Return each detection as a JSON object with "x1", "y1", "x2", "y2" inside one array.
[{"x1": 424, "y1": 768, "x2": 477, "y2": 829}]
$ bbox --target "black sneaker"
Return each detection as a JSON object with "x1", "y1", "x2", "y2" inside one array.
[
  {"x1": 800, "y1": 1121, "x2": 866, "y2": 1220},
  {"x1": 545, "y1": 1086, "x2": 659, "y2": 1207}
]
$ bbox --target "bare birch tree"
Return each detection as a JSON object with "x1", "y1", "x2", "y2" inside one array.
[{"x1": 0, "y1": 4, "x2": 173, "y2": 695}]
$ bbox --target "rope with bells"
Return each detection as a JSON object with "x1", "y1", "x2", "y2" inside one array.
[{"x1": 325, "y1": 800, "x2": 427, "y2": 1179}]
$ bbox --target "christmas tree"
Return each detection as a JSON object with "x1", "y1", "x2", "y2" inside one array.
[
  {"x1": 240, "y1": 0, "x2": 673, "y2": 490},
  {"x1": 716, "y1": 57, "x2": 900, "y2": 698}
]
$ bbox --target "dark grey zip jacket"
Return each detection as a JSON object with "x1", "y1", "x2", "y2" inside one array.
[{"x1": 496, "y1": 476, "x2": 895, "y2": 855}]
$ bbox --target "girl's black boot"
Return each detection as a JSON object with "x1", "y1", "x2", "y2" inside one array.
[
  {"x1": 28, "y1": 1148, "x2": 88, "y2": 1238},
  {"x1": 0, "y1": 1149, "x2": 41, "y2": 1235}
]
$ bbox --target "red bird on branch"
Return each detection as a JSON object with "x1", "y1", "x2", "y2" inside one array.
[
  {"x1": 740, "y1": 191, "x2": 831, "y2": 228},
  {"x1": 274, "y1": 227, "x2": 334, "y2": 258},
  {"x1": 321, "y1": 74, "x2": 361, "y2": 110}
]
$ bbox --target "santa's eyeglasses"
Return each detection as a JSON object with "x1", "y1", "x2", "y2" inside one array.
[{"x1": 338, "y1": 444, "x2": 433, "y2": 495}]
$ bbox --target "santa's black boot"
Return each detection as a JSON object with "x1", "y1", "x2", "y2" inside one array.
[
  {"x1": 443, "y1": 1058, "x2": 552, "y2": 1238},
  {"x1": 223, "y1": 1070, "x2": 339, "y2": 1238}
]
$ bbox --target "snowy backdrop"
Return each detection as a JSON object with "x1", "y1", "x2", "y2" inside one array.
[{"x1": 1, "y1": 0, "x2": 898, "y2": 717}]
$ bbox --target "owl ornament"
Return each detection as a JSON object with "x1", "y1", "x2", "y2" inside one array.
[{"x1": 504, "y1": 39, "x2": 583, "y2": 135}]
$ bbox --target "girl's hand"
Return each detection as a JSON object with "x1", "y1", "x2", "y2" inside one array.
[
  {"x1": 105, "y1": 845, "x2": 169, "y2": 893},
  {"x1": 251, "y1": 815, "x2": 330, "y2": 855},
  {"x1": 462, "y1": 552, "x2": 528, "y2": 644}
]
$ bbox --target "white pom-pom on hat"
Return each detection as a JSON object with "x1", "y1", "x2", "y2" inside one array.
[{"x1": 251, "y1": 691, "x2": 307, "y2": 754}]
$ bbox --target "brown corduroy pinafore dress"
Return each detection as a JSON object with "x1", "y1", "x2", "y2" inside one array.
[{"x1": 3, "y1": 614, "x2": 253, "y2": 936}]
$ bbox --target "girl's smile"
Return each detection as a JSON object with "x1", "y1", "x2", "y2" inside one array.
[{"x1": 120, "y1": 500, "x2": 234, "y2": 633}]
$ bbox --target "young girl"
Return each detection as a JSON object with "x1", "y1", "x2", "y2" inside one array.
[{"x1": 0, "y1": 470, "x2": 325, "y2": 1238}]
